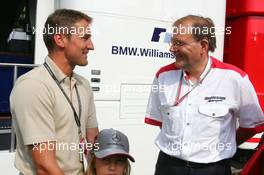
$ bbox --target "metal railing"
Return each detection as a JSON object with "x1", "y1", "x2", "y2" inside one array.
[{"x1": 0, "y1": 62, "x2": 38, "y2": 152}]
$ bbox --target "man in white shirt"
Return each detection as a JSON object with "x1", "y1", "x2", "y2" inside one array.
[{"x1": 145, "y1": 15, "x2": 264, "y2": 175}]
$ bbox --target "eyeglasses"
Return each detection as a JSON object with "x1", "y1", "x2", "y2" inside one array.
[{"x1": 169, "y1": 39, "x2": 198, "y2": 48}]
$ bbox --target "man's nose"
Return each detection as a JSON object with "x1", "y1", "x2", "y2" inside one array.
[
  {"x1": 169, "y1": 45, "x2": 178, "y2": 52},
  {"x1": 87, "y1": 38, "x2": 94, "y2": 50}
]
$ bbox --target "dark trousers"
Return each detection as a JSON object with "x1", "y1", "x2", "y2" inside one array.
[{"x1": 154, "y1": 151, "x2": 232, "y2": 175}]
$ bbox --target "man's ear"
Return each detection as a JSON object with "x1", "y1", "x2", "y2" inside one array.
[
  {"x1": 200, "y1": 39, "x2": 209, "y2": 53},
  {"x1": 53, "y1": 34, "x2": 66, "y2": 48}
]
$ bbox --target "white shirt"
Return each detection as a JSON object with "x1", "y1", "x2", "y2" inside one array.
[{"x1": 145, "y1": 56, "x2": 264, "y2": 163}]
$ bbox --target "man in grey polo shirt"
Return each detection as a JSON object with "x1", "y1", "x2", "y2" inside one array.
[{"x1": 10, "y1": 9, "x2": 99, "y2": 175}]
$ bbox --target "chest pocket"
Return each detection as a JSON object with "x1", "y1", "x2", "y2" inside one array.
[
  {"x1": 197, "y1": 103, "x2": 233, "y2": 139},
  {"x1": 198, "y1": 104, "x2": 229, "y2": 118}
]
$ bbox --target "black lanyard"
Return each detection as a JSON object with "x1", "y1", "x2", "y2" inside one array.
[{"x1": 44, "y1": 62, "x2": 82, "y2": 136}]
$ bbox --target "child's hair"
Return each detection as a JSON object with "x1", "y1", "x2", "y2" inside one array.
[{"x1": 86, "y1": 155, "x2": 131, "y2": 175}]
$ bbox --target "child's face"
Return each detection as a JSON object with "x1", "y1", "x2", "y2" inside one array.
[{"x1": 95, "y1": 155, "x2": 127, "y2": 175}]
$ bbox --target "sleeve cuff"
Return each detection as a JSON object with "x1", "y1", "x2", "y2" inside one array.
[
  {"x1": 145, "y1": 117, "x2": 162, "y2": 127},
  {"x1": 240, "y1": 124, "x2": 264, "y2": 134}
]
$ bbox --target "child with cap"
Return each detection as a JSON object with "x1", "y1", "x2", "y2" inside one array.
[{"x1": 86, "y1": 128, "x2": 135, "y2": 175}]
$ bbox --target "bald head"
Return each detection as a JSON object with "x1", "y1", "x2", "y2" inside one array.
[{"x1": 173, "y1": 15, "x2": 216, "y2": 52}]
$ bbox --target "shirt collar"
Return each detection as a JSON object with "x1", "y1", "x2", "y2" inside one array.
[
  {"x1": 183, "y1": 56, "x2": 211, "y2": 84},
  {"x1": 200, "y1": 56, "x2": 211, "y2": 81},
  {"x1": 45, "y1": 56, "x2": 77, "y2": 85}
]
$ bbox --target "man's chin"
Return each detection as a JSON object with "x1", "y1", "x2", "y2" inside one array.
[
  {"x1": 78, "y1": 60, "x2": 88, "y2": 66},
  {"x1": 82, "y1": 62, "x2": 88, "y2": 66},
  {"x1": 174, "y1": 61, "x2": 184, "y2": 69}
]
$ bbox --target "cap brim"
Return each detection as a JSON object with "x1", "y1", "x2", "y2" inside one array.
[{"x1": 94, "y1": 148, "x2": 135, "y2": 162}]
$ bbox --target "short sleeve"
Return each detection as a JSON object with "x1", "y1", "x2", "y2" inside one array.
[
  {"x1": 145, "y1": 77, "x2": 162, "y2": 127},
  {"x1": 10, "y1": 79, "x2": 56, "y2": 145},
  {"x1": 238, "y1": 76, "x2": 264, "y2": 133}
]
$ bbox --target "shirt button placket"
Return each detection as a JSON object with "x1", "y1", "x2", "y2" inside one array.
[{"x1": 181, "y1": 97, "x2": 193, "y2": 157}]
